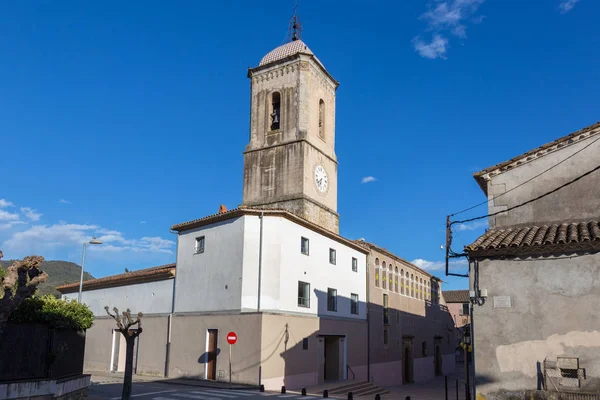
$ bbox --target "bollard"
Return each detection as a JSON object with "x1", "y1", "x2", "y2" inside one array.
[
  {"x1": 348, "y1": 392, "x2": 353, "y2": 400},
  {"x1": 302, "y1": 388, "x2": 307, "y2": 396},
  {"x1": 375, "y1": 394, "x2": 380, "y2": 400},
  {"x1": 323, "y1": 390, "x2": 329, "y2": 398},
  {"x1": 260, "y1": 385, "x2": 265, "y2": 393},
  {"x1": 281, "y1": 386, "x2": 286, "y2": 394}
]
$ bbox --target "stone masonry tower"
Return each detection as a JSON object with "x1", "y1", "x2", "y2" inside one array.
[{"x1": 243, "y1": 38, "x2": 340, "y2": 233}]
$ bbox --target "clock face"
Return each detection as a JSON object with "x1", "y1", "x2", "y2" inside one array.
[{"x1": 314, "y1": 165, "x2": 328, "y2": 193}]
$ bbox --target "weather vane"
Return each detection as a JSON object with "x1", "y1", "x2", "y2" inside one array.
[{"x1": 286, "y1": 0, "x2": 302, "y2": 42}]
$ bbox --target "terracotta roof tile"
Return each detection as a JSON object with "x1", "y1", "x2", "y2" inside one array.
[
  {"x1": 56, "y1": 263, "x2": 176, "y2": 294},
  {"x1": 465, "y1": 220, "x2": 600, "y2": 257},
  {"x1": 442, "y1": 290, "x2": 470, "y2": 303}
]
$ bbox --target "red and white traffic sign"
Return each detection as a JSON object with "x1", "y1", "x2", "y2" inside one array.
[{"x1": 227, "y1": 331, "x2": 237, "y2": 345}]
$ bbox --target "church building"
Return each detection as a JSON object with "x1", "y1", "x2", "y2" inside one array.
[{"x1": 58, "y1": 27, "x2": 455, "y2": 392}]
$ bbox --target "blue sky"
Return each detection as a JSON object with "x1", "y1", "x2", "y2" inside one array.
[{"x1": 1, "y1": 0, "x2": 598, "y2": 290}]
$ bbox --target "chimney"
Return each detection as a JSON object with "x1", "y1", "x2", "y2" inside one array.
[{"x1": 218, "y1": 204, "x2": 228, "y2": 214}]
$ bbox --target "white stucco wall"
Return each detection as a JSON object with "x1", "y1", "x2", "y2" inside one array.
[
  {"x1": 174, "y1": 217, "x2": 245, "y2": 313},
  {"x1": 63, "y1": 279, "x2": 174, "y2": 316},
  {"x1": 248, "y1": 216, "x2": 367, "y2": 319}
]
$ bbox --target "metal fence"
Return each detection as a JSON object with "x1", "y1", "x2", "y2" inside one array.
[
  {"x1": 543, "y1": 357, "x2": 600, "y2": 399},
  {"x1": 0, "y1": 322, "x2": 86, "y2": 382}
]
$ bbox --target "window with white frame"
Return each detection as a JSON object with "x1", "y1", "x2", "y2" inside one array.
[
  {"x1": 195, "y1": 236, "x2": 205, "y2": 254},
  {"x1": 327, "y1": 288, "x2": 337, "y2": 312},
  {"x1": 298, "y1": 281, "x2": 310, "y2": 307},
  {"x1": 351, "y1": 293, "x2": 359, "y2": 314},
  {"x1": 329, "y1": 248, "x2": 336, "y2": 265},
  {"x1": 301, "y1": 237, "x2": 309, "y2": 255},
  {"x1": 352, "y1": 257, "x2": 358, "y2": 272}
]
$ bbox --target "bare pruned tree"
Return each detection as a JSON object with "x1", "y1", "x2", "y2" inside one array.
[
  {"x1": 105, "y1": 306, "x2": 143, "y2": 400},
  {"x1": 0, "y1": 252, "x2": 48, "y2": 332}
]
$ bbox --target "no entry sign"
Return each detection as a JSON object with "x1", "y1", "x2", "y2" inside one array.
[{"x1": 227, "y1": 331, "x2": 237, "y2": 345}]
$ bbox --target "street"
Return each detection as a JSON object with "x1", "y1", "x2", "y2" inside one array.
[{"x1": 89, "y1": 382, "x2": 325, "y2": 400}]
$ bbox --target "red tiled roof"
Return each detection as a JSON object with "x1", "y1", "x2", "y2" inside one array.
[
  {"x1": 443, "y1": 290, "x2": 470, "y2": 303},
  {"x1": 473, "y1": 122, "x2": 600, "y2": 195},
  {"x1": 171, "y1": 207, "x2": 369, "y2": 254},
  {"x1": 56, "y1": 263, "x2": 176, "y2": 294},
  {"x1": 465, "y1": 220, "x2": 600, "y2": 257}
]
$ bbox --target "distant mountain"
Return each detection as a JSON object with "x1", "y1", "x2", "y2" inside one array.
[{"x1": 0, "y1": 260, "x2": 95, "y2": 298}]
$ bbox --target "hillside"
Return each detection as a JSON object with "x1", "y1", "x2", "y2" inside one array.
[{"x1": 0, "y1": 260, "x2": 95, "y2": 298}]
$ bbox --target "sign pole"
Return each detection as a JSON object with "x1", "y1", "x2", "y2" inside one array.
[
  {"x1": 229, "y1": 343, "x2": 232, "y2": 387},
  {"x1": 226, "y1": 331, "x2": 237, "y2": 388}
]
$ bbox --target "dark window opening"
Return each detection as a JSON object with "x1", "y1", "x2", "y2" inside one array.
[
  {"x1": 271, "y1": 92, "x2": 281, "y2": 130},
  {"x1": 352, "y1": 257, "x2": 358, "y2": 272},
  {"x1": 327, "y1": 288, "x2": 337, "y2": 312},
  {"x1": 301, "y1": 237, "x2": 309, "y2": 255},
  {"x1": 302, "y1": 338, "x2": 309, "y2": 350},
  {"x1": 298, "y1": 281, "x2": 310, "y2": 307},
  {"x1": 329, "y1": 248, "x2": 336, "y2": 265},
  {"x1": 351, "y1": 293, "x2": 359, "y2": 315}
]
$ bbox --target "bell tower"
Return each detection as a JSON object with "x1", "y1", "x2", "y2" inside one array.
[{"x1": 242, "y1": 26, "x2": 340, "y2": 233}]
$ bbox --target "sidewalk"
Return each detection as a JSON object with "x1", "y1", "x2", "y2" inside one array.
[{"x1": 88, "y1": 370, "x2": 259, "y2": 390}]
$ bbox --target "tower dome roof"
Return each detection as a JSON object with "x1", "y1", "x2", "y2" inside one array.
[{"x1": 259, "y1": 40, "x2": 318, "y2": 66}]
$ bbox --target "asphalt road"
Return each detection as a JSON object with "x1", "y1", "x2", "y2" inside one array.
[{"x1": 89, "y1": 382, "x2": 323, "y2": 400}]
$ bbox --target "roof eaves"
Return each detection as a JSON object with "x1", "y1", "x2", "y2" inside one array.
[
  {"x1": 353, "y1": 239, "x2": 435, "y2": 278},
  {"x1": 472, "y1": 121, "x2": 600, "y2": 196}
]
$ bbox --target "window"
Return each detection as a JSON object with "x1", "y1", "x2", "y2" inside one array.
[
  {"x1": 375, "y1": 258, "x2": 380, "y2": 287},
  {"x1": 318, "y1": 99, "x2": 325, "y2": 139},
  {"x1": 329, "y1": 248, "x2": 336, "y2": 265},
  {"x1": 383, "y1": 329, "x2": 389, "y2": 345},
  {"x1": 301, "y1": 237, "x2": 309, "y2": 255},
  {"x1": 195, "y1": 236, "x2": 205, "y2": 254},
  {"x1": 462, "y1": 303, "x2": 469, "y2": 315},
  {"x1": 327, "y1": 288, "x2": 337, "y2": 312},
  {"x1": 352, "y1": 257, "x2": 358, "y2": 272},
  {"x1": 383, "y1": 294, "x2": 389, "y2": 324},
  {"x1": 389, "y1": 266, "x2": 393, "y2": 289},
  {"x1": 351, "y1": 293, "x2": 359, "y2": 315},
  {"x1": 302, "y1": 338, "x2": 309, "y2": 350},
  {"x1": 270, "y1": 92, "x2": 281, "y2": 130},
  {"x1": 411, "y1": 274, "x2": 415, "y2": 297},
  {"x1": 298, "y1": 281, "x2": 310, "y2": 307},
  {"x1": 422, "y1": 341, "x2": 427, "y2": 357},
  {"x1": 394, "y1": 267, "x2": 399, "y2": 293},
  {"x1": 382, "y1": 270, "x2": 387, "y2": 289},
  {"x1": 401, "y1": 269, "x2": 405, "y2": 295}
]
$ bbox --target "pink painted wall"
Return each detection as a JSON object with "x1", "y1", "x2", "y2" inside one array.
[{"x1": 447, "y1": 303, "x2": 470, "y2": 328}]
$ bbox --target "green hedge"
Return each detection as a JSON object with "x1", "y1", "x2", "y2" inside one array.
[{"x1": 9, "y1": 295, "x2": 94, "y2": 330}]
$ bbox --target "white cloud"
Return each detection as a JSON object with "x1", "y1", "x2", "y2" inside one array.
[
  {"x1": 21, "y1": 207, "x2": 42, "y2": 222},
  {"x1": 454, "y1": 219, "x2": 488, "y2": 231},
  {"x1": 558, "y1": 0, "x2": 579, "y2": 13},
  {"x1": 3, "y1": 222, "x2": 174, "y2": 255},
  {"x1": 0, "y1": 209, "x2": 20, "y2": 221},
  {"x1": 0, "y1": 221, "x2": 26, "y2": 230},
  {"x1": 411, "y1": 258, "x2": 468, "y2": 271},
  {"x1": 0, "y1": 199, "x2": 14, "y2": 208},
  {"x1": 361, "y1": 176, "x2": 377, "y2": 184},
  {"x1": 414, "y1": 0, "x2": 485, "y2": 59},
  {"x1": 59, "y1": 199, "x2": 72, "y2": 204},
  {"x1": 413, "y1": 35, "x2": 449, "y2": 59}
]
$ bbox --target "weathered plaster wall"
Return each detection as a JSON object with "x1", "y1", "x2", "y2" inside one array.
[
  {"x1": 174, "y1": 217, "x2": 245, "y2": 313},
  {"x1": 473, "y1": 254, "x2": 600, "y2": 395},
  {"x1": 485, "y1": 133, "x2": 600, "y2": 228},
  {"x1": 64, "y1": 279, "x2": 174, "y2": 316}
]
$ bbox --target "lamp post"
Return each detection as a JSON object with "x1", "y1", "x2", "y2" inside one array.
[{"x1": 78, "y1": 237, "x2": 102, "y2": 303}]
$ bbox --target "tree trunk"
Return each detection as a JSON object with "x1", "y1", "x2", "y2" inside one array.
[{"x1": 122, "y1": 335, "x2": 135, "y2": 400}]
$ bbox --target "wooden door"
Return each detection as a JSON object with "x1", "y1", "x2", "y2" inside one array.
[{"x1": 207, "y1": 329, "x2": 218, "y2": 380}]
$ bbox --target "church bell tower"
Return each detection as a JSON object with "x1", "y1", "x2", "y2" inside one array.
[{"x1": 242, "y1": 23, "x2": 340, "y2": 233}]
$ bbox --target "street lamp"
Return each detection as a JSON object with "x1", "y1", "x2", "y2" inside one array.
[{"x1": 78, "y1": 237, "x2": 102, "y2": 303}]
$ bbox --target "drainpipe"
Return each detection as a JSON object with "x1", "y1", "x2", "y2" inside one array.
[
  {"x1": 257, "y1": 212, "x2": 264, "y2": 311},
  {"x1": 365, "y1": 252, "x2": 371, "y2": 382},
  {"x1": 164, "y1": 228, "x2": 179, "y2": 378}
]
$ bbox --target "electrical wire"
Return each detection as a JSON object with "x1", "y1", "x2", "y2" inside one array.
[
  {"x1": 451, "y1": 163, "x2": 600, "y2": 226},
  {"x1": 450, "y1": 133, "x2": 600, "y2": 217}
]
